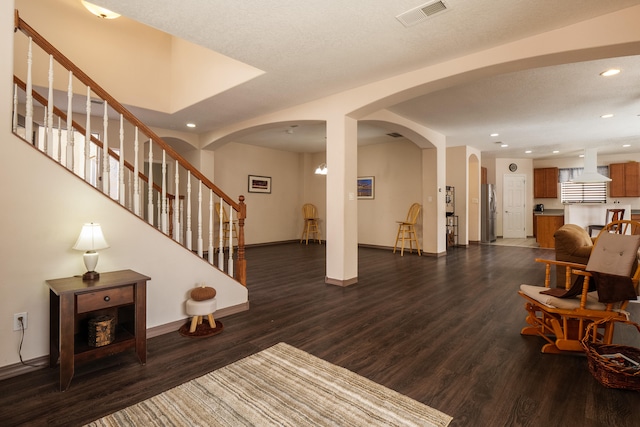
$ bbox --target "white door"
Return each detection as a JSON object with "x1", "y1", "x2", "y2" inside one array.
[{"x1": 503, "y1": 174, "x2": 526, "y2": 238}]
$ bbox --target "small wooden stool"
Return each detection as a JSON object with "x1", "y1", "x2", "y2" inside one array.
[{"x1": 186, "y1": 298, "x2": 217, "y2": 333}]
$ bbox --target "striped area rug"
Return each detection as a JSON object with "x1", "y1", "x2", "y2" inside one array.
[{"x1": 85, "y1": 342, "x2": 452, "y2": 427}]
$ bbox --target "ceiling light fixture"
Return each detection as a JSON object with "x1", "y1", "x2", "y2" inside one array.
[
  {"x1": 623, "y1": 144, "x2": 631, "y2": 148},
  {"x1": 490, "y1": 133, "x2": 499, "y2": 137},
  {"x1": 600, "y1": 68, "x2": 620, "y2": 77},
  {"x1": 553, "y1": 150, "x2": 559, "y2": 154},
  {"x1": 314, "y1": 163, "x2": 328, "y2": 175},
  {"x1": 525, "y1": 150, "x2": 532, "y2": 154},
  {"x1": 81, "y1": 1, "x2": 121, "y2": 19},
  {"x1": 500, "y1": 144, "x2": 508, "y2": 148},
  {"x1": 186, "y1": 123, "x2": 196, "y2": 128},
  {"x1": 601, "y1": 114, "x2": 614, "y2": 118}
]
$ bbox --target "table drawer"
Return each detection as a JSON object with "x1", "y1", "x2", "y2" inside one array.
[{"x1": 76, "y1": 285, "x2": 134, "y2": 313}]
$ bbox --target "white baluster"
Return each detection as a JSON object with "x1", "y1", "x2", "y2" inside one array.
[
  {"x1": 173, "y1": 160, "x2": 179, "y2": 241},
  {"x1": 179, "y1": 199, "x2": 184, "y2": 245},
  {"x1": 186, "y1": 172, "x2": 192, "y2": 250},
  {"x1": 12, "y1": 83, "x2": 18, "y2": 133},
  {"x1": 46, "y1": 55, "x2": 53, "y2": 156},
  {"x1": 127, "y1": 169, "x2": 133, "y2": 210},
  {"x1": 147, "y1": 141, "x2": 154, "y2": 225},
  {"x1": 42, "y1": 107, "x2": 47, "y2": 151},
  {"x1": 161, "y1": 150, "x2": 167, "y2": 234},
  {"x1": 218, "y1": 200, "x2": 224, "y2": 268},
  {"x1": 57, "y1": 117, "x2": 62, "y2": 162},
  {"x1": 208, "y1": 190, "x2": 214, "y2": 264},
  {"x1": 66, "y1": 71, "x2": 74, "y2": 170},
  {"x1": 119, "y1": 114, "x2": 125, "y2": 205},
  {"x1": 102, "y1": 101, "x2": 109, "y2": 196},
  {"x1": 228, "y1": 207, "x2": 234, "y2": 276},
  {"x1": 197, "y1": 181, "x2": 203, "y2": 257},
  {"x1": 25, "y1": 37, "x2": 33, "y2": 146},
  {"x1": 84, "y1": 86, "x2": 91, "y2": 182},
  {"x1": 133, "y1": 127, "x2": 140, "y2": 216}
]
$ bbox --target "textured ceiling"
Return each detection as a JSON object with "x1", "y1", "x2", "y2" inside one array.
[{"x1": 87, "y1": 0, "x2": 640, "y2": 159}]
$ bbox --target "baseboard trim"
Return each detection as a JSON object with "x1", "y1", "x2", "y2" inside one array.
[
  {"x1": 0, "y1": 302, "x2": 251, "y2": 381},
  {"x1": 147, "y1": 301, "x2": 250, "y2": 338},
  {"x1": 325, "y1": 276, "x2": 358, "y2": 287}
]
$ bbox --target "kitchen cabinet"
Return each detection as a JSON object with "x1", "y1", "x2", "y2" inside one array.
[
  {"x1": 535, "y1": 215, "x2": 564, "y2": 248},
  {"x1": 609, "y1": 162, "x2": 640, "y2": 197},
  {"x1": 534, "y1": 168, "x2": 558, "y2": 198}
]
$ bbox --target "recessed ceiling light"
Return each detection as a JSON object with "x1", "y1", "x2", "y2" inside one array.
[
  {"x1": 623, "y1": 144, "x2": 631, "y2": 148},
  {"x1": 600, "y1": 68, "x2": 620, "y2": 77},
  {"x1": 553, "y1": 150, "x2": 559, "y2": 154},
  {"x1": 186, "y1": 123, "x2": 196, "y2": 128},
  {"x1": 525, "y1": 150, "x2": 532, "y2": 154},
  {"x1": 500, "y1": 144, "x2": 508, "y2": 148},
  {"x1": 579, "y1": 154, "x2": 584, "y2": 158},
  {"x1": 490, "y1": 133, "x2": 499, "y2": 137},
  {"x1": 601, "y1": 114, "x2": 614, "y2": 119}
]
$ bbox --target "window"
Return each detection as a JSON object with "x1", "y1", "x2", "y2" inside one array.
[{"x1": 561, "y1": 182, "x2": 607, "y2": 204}]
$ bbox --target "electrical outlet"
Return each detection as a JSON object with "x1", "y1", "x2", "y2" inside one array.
[{"x1": 13, "y1": 312, "x2": 27, "y2": 331}]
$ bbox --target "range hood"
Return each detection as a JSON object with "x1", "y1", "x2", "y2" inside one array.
[{"x1": 571, "y1": 148, "x2": 611, "y2": 183}]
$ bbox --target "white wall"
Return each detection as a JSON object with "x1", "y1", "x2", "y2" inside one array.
[{"x1": 1, "y1": 133, "x2": 248, "y2": 368}]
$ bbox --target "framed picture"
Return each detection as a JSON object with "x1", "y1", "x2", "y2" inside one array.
[
  {"x1": 357, "y1": 176, "x2": 375, "y2": 199},
  {"x1": 248, "y1": 175, "x2": 271, "y2": 193}
]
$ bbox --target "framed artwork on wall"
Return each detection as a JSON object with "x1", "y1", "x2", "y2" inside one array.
[
  {"x1": 357, "y1": 176, "x2": 375, "y2": 199},
  {"x1": 248, "y1": 175, "x2": 271, "y2": 193}
]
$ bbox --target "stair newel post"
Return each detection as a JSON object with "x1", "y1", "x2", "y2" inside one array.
[
  {"x1": 186, "y1": 171, "x2": 192, "y2": 250},
  {"x1": 133, "y1": 127, "x2": 140, "y2": 216},
  {"x1": 147, "y1": 140, "x2": 154, "y2": 225},
  {"x1": 84, "y1": 86, "x2": 91, "y2": 183},
  {"x1": 119, "y1": 114, "x2": 125, "y2": 205},
  {"x1": 208, "y1": 189, "x2": 214, "y2": 264},
  {"x1": 161, "y1": 150, "x2": 167, "y2": 234},
  {"x1": 12, "y1": 83, "x2": 18, "y2": 133},
  {"x1": 197, "y1": 181, "x2": 203, "y2": 257},
  {"x1": 218, "y1": 199, "x2": 224, "y2": 269},
  {"x1": 46, "y1": 55, "x2": 53, "y2": 155},
  {"x1": 173, "y1": 160, "x2": 180, "y2": 242},
  {"x1": 25, "y1": 37, "x2": 33, "y2": 146},
  {"x1": 237, "y1": 195, "x2": 246, "y2": 286},
  {"x1": 102, "y1": 100, "x2": 109, "y2": 196},
  {"x1": 228, "y1": 205, "x2": 234, "y2": 277}
]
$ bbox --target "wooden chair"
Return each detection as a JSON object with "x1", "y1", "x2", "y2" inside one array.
[
  {"x1": 393, "y1": 203, "x2": 422, "y2": 256},
  {"x1": 519, "y1": 220, "x2": 640, "y2": 354},
  {"x1": 588, "y1": 208, "x2": 625, "y2": 236},
  {"x1": 300, "y1": 203, "x2": 321, "y2": 244},
  {"x1": 214, "y1": 202, "x2": 238, "y2": 245}
]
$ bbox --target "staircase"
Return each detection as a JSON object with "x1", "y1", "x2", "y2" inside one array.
[{"x1": 12, "y1": 10, "x2": 247, "y2": 286}]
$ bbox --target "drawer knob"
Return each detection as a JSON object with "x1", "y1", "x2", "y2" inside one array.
[{"x1": 104, "y1": 296, "x2": 110, "y2": 302}]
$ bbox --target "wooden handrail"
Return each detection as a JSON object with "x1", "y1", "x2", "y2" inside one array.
[{"x1": 14, "y1": 11, "x2": 242, "y2": 214}]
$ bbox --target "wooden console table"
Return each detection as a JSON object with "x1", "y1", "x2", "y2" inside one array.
[{"x1": 47, "y1": 269, "x2": 149, "y2": 391}]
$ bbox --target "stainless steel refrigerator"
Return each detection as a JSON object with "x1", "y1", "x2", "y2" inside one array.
[{"x1": 481, "y1": 184, "x2": 497, "y2": 242}]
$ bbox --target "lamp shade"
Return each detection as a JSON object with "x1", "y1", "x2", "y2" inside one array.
[{"x1": 73, "y1": 223, "x2": 109, "y2": 251}]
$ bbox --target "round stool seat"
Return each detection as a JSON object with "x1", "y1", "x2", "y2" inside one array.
[
  {"x1": 186, "y1": 298, "x2": 216, "y2": 316},
  {"x1": 186, "y1": 298, "x2": 217, "y2": 333}
]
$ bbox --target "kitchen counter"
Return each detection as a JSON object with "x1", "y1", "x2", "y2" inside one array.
[{"x1": 533, "y1": 209, "x2": 564, "y2": 216}]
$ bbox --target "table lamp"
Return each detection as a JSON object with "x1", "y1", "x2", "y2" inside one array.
[{"x1": 73, "y1": 223, "x2": 109, "y2": 280}]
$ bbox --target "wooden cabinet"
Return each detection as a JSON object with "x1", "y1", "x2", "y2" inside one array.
[
  {"x1": 534, "y1": 168, "x2": 558, "y2": 198},
  {"x1": 609, "y1": 162, "x2": 640, "y2": 197},
  {"x1": 46, "y1": 269, "x2": 150, "y2": 391},
  {"x1": 535, "y1": 215, "x2": 564, "y2": 248}
]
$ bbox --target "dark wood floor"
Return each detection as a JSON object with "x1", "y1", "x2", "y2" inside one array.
[{"x1": 1, "y1": 243, "x2": 639, "y2": 426}]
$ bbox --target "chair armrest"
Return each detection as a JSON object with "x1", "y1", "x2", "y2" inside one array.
[{"x1": 534, "y1": 258, "x2": 587, "y2": 289}]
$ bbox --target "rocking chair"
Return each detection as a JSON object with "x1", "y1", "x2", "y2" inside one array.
[{"x1": 519, "y1": 220, "x2": 640, "y2": 354}]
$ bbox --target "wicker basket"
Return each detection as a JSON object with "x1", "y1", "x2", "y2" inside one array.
[
  {"x1": 581, "y1": 318, "x2": 640, "y2": 391},
  {"x1": 88, "y1": 315, "x2": 115, "y2": 347}
]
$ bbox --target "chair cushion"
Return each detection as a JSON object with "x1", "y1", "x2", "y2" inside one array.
[
  {"x1": 520, "y1": 284, "x2": 606, "y2": 310},
  {"x1": 190, "y1": 286, "x2": 217, "y2": 301}
]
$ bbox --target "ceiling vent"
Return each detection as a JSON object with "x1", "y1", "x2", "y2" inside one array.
[
  {"x1": 386, "y1": 132, "x2": 403, "y2": 138},
  {"x1": 396, "y1": 1, "x2": 448, "y2": 28}
]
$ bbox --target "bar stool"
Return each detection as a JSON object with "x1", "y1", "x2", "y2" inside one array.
[{"x1": 588, "y1": 208, "x2": 625, "y2": 237}]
